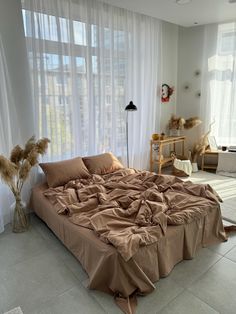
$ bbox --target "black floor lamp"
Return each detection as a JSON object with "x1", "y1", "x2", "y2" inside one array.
[{"x1": 125, "y1": 101, "x2": 137, "y2": 168}]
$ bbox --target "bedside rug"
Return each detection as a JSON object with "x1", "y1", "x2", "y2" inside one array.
[{"x1": 4, "y1": 307, "x2": 23, "y2": 314}]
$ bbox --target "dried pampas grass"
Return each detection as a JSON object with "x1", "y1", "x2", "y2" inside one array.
[
  {"x1": 169, "y1": 115, "x2": 202, "y2": 131},
  {"x1": 1, "y1": 136, "x2": 50, "y2": 233},
  {"x1": 0, "y1": 156, "x2": 17, "y2": 187},
  {"x1": 169, "y1": 115, "x2": 186, "y2": 130},
  {"x1": 27, "y1": 148, "x2": 39, "y2": 166},
  {"x1": 184, "y1": 117, "x2": 202, "y2": 130},
  {"x1": 0, "y1": 136, "x2": 50, "y2": 198},
  {"x1": 10, "y1": 145, "x2": 24, "y2": 165},
  {"x1": 190, "y1": 143, "x2": 206, "y2": 163},
  {"x1": 36, "y1": 138, "x2": 50, "y2": 154},
  {"x1": 23, "y1": 136, "x2": 36, "y2": 159},
  {"x1": 19, "y1": 160, "x2": 31, "y2": 181},
  {"x1": 190, "y1": 120, "x2": 215, "y2": 162}
]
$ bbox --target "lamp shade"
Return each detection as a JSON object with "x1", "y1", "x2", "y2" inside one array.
[{"x1": 125, "y1": 101, "x2": 137, "y2": 111}]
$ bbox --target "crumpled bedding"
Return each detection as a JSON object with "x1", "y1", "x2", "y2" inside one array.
[{"x1": 44, "y1": 169, "x2": 222, "y2": 262}]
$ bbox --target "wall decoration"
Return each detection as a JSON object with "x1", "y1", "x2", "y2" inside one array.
[
  {"x1": 183, "y1": 83, "x2": 190, "y2": 91},
  {"x1": 161, "y1": 84, "x2": 174, "y2": 102}
]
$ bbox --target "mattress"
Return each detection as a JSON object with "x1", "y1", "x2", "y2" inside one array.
[{"x1": 31, "y1": 182, "x2": 226, "y2": 299}]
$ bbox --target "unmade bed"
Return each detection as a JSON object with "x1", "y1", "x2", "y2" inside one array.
[{"x1": 31, "y1": 166, "x2": 227, "y2": 313}]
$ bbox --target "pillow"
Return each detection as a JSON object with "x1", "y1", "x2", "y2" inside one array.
[
  {"x1": 39, "y1": 157, "x2": 90, "y2": 187},
  {"x1": 83, "y1": 152, "x2": 124, "y2": 175}
]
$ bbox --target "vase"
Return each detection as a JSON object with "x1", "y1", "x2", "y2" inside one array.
[
  {"x1": 12, "y1": 197, "x2": 29, "y2": 233},
  {"x1": 192, "y1": 162, "x2": 198, "y2": 173},
  {"x1": 169, "y1": 129, "x2": 181, "y2": 137}
]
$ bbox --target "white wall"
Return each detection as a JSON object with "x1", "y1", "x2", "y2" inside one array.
[
  {"x1": 160, "y1": 21, "x2": 179, "y2": 134},
  {"x1": 176, "y1": 25, "x2": 205, "y2": 152},
  {"x1": 0, "y1": 0, "x2": 34, "y2": 144}
]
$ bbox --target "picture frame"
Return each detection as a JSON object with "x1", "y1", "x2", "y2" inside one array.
[{"x1": 208, "y1": 136, "x2": 218, "y2": 151}]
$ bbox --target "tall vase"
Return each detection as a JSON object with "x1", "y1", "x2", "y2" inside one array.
[
  {"x1": 192, "y1": 162, "x2": 199, "y2": 173},
  {"x1": 12, "y1": 196, "x2": 29, "y2": 233}
]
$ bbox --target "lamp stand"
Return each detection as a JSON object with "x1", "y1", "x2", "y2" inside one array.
[
  {"x1": 126, "y1": 111, "x2": 129, "y2": 168},
  {"x1": 125, "y1": 101, "x2": 137, "y2": 168}
]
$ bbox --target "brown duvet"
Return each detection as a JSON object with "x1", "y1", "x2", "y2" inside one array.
[{"x1": 31, "y1": 169, "x2": 227, "y2": 313}]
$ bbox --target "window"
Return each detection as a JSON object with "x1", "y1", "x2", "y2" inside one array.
[
  {"x1": 22, "y1": 7, "x2": 127, "y2": 160},
  {"x1": 73, "y1": 21, "x2": 87, "y2": 46},
  {"x1": 207, "y1": 22, "x2": 236, "y2": 146},
  {"x1": 21, "y1": 0, "x2": 162, "y2": 171}
]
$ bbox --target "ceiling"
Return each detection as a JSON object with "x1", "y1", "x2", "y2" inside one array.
[{"x1": 101, "y1": 0, "x2": 236, "y2": 27}]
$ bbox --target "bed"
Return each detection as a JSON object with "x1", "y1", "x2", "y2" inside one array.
[{"x1": 31, "y1": 153, "x2": 227, "y2": 313}]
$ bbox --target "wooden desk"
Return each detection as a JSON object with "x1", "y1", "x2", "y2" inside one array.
[
  {"x1": 150, "y1": 136, "x2": 186, "y2": 174},
  {"x1": 201, "y1": 150, "x2": 218, "y2": 171}
]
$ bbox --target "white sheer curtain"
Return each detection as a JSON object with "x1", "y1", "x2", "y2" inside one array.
[
  {"x1": 201, "y1": 22, "x2": 236, "y2": 146},
  {"x1": 21, "y1": 0, "x2": 161, "y2": 169},
  {"x1": 0, "y1": 36, "x2": 21, "y2": 233}
]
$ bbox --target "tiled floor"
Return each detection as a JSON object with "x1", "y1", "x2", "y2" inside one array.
[
  {"x1": 0, "y1": 215, "x2": 236, "y2": 314},
  {"x1": 0, "y1": 171, "x2": 236, "y2": 314}
]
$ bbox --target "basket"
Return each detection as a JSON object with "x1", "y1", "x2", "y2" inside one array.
[
  {"x1": 172, "y1": 166, "x2": 188, "y2": 177},
  {"x1": 172, "y1": 155, "x2": 190, "y2": 177}
]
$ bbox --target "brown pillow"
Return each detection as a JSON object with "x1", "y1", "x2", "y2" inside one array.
[
  {"x1": 39, "y1": 157, "x2": 90, "y2": 187},
  {"x1": 83, "y1": 152, "x2": 124, "y2": 175}
]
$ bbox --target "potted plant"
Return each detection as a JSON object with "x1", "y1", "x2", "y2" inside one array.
[
  {"x1": 0, "y1": 136, "x2": 50, "y2": 232},
  {"x1": 168, "y1": 115, "x2": 185, "y2": 136}
]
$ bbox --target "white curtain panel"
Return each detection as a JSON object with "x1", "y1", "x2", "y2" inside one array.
[
  {"x1": 0, "y1": 35, "x2": 34, "y2": 232},
  {"x1": 200, "y1": 22, "x2": 236, "y2": 146},
  {"x1": 0, "y1": 37, "x2": 20, "y2": 233},
  {"x1": 21, "y1": 0, "x2": 162, "y2": 169}
]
